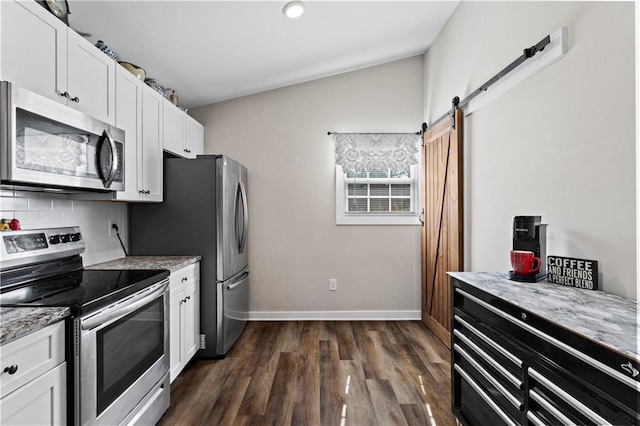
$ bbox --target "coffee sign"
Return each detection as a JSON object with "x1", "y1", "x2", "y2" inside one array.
[{"x1": 547, "y1": 256, "x2": 599, "y2": 290}]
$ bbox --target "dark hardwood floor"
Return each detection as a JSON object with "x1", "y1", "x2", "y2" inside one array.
[{"x1": 158, "y1": 321, "x2": 456, "y2": 426}]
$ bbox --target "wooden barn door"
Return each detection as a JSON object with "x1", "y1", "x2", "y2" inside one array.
[{"x1": 420, "y1": 107, "x2": 463, "y2": 348}]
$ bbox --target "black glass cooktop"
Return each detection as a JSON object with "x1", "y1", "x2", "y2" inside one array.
[{"x1": 0, "y1": 268, "x2": 169, "y2": 316}]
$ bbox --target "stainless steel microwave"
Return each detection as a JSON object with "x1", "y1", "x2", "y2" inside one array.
[{"x1": 0, "y1": 81, "x2": 124, "y2": 192}]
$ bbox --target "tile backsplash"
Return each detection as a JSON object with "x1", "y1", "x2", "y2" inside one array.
[{"x1": 0, "y1": 189, "x2": 128, "y2": 266}]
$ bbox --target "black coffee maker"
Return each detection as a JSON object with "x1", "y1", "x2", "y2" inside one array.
[{"x1": 509, "y1": 215, "x2": 547, "y2": 282}]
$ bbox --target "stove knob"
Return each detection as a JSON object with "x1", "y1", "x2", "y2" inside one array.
[
  {"x1": 60, "y1": 234, "x2": 71, "y2": 243},
  {"x1": 71, "y1": 233, "x2": 82, "y2": 242},
  {"x1": 49, "y1": 235, "x2": 61, "y2": 245}
]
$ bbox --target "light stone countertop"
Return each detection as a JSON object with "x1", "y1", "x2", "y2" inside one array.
[
  {"x1": 0, "y1": 307, "x2": 70, "y2": 345},
  {"x1": 86, "y1": 255, "x2": 201, "y2": 273},
  {"x1": 448, "y1": 271, "x2": 639, "y2": 361}
]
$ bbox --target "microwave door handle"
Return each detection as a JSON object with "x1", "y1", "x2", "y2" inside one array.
[{"x1": 98, "y1": 129, "x2": 118, "y2": 188}]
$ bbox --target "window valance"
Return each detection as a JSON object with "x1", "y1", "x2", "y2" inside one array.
[{"x1": 334, "y1": 133, "x2": 421, "y2": 174}]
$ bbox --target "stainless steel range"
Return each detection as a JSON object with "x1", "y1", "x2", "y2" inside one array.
[{"x1": 0, "y1": 227, "x2": 170, "y2": 425}]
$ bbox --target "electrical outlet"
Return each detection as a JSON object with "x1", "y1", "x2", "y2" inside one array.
[
  {"x1": 108, "y1": 220, "x2": 116, "y2": 237},
  {"x1": 329, "y1": 278, "x2": 337, "y2": 291},
  {"x1": 199, "y1": 334, "x2": 206, "y2": 349}
]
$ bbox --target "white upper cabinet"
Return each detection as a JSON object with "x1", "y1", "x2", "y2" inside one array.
[
  {"x1": 0, "y1": 0, "x2": 115, "y2": 124},
  {"x1": 163, "y1": 102, "x2": 186, "y2": 157},
  {"x1": 185, "y1": 115, "x2": 205, "y2": 159},
  {"x1": 140, "y1": 87, "x2": 164, "y2": 200},
  {"x1": 66, "y1": 30, "x2": 116, "y2": 124},
  {"x1": 114, "y1": 66, "x2": 163, "y2": 202},
  {"x1": 163, "y1": 103, "x2": 204, "y2": 159}
]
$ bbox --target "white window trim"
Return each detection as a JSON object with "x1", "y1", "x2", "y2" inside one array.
[{"x1": 335, "y1": 166, "x2": 421, "y2": 226}]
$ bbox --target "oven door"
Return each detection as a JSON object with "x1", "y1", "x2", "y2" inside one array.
[
  {"x1": 0, "y1": 81, "x2": 124, "y2": 192},
  {"x1": 77, "y1": 279, "x2": 169, "y2": 426}
]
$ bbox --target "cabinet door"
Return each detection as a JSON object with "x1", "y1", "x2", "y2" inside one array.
[
  {"x1": 184, "y1": 281, "x2": 199, "y2": 361},
  {"x1": 114, "y1": 66, "x2": 143, "y2": 201},
  {"x1": 169, "y1": 289, "x2": 184, "y2": 383},
  {"x1": 0, "y1": 362, "x2": 66, "y2": 426},
  {"x1": 142, "y1": 88, "x2": 164, "y2": 201},
  {"x1": 185, "y1": 116, "x2": 204, "y2": 159},
  {"x1": 66, "y1": 30, "x2": 116, "y2": 124},
  {"x1": 163, "y1": 103, "x2": 186, "y2": 157},
  {"x1": 0, "y1": 0, "x2": 67, "y2": 102}
]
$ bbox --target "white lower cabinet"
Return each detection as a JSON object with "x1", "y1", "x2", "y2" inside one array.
[
  {"x1": 0, "y1": 321, "x2": 66, "y2": 425},
  {"x1": 169, "y1": 262, "x2": 200, "y2": 382}
]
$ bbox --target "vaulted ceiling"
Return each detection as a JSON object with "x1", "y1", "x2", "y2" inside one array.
[{"x1": 69, "y1": 1, "x2": 459, "y2": 108}]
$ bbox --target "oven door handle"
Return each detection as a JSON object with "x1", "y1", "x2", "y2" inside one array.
[{"x1": 81, "y1": 279, "x2": 169, "y2": 331}]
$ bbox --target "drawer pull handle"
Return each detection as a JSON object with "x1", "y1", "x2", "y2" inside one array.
[
  {"x1": 453, "y1": 329, "x2": 523, "y2": 389},
  {"x1": 454, "y1": 364, "x2": 517, "y2": 426},
  {"x1": 454, "y1": 344, "x2": 523, "y2": 410},
  {"x1": 182, "y1": 277, "x2": 188, "y2": 282},
  {"x1": 528, "y1": 368, "x2": 612, "y2": 425},
  {"x1": 3, "y1": 365, "x2": 18, "y2": 375},
  {"x1": 454, "y1": 315, "x2": 523, "y2": 367}
]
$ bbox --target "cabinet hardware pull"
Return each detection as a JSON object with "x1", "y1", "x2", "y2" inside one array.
[
  {"x1": 454, "y1": 315, "x2": 523, "y2": 367},
  {"x1": 181, "y1": 277, "x2": 188, "y2": 282},
  {"x1": 454, "y1": 364, "x2": 517, "y2": 426},
  {"x1": 70, "y1": 96, "x2": 80, "y2": 103},
  {"x1": 529, "y1": 368, "x2": 612, "y2": 425},
  {"x1": 145, "y1": 190, "x2": 150, "y2": 195},
  {"x1": 454, "y1": 344, "x2": 523, "y2": 410},
  {"x1": 529, "y1": 389, "x2": 574, "y2": 425},
  {"x1": 186, "y1": 296, "x2": 191, "y2": 300},
  {"x1": 454, "y1": 329, "x2": 523, "y2": 389},
  {"x1": 59, "y1": 91, "x2": 70, "y2": 98},
  {"x1": 455, "y1": 288, "x2": 640, "y2": 390},
  {"x1": 526, "y1": 410, "x2": 546, "y2": 426},
  {"x1": 3, "y1": 364, "x2": 18, "y2": 375}
]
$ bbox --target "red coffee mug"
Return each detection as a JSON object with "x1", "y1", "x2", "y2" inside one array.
[{"x1": 510, "y1": 250, "x2": 541, "y2": 275}]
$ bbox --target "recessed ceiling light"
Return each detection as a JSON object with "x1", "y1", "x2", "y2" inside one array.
[{"x1": 282, "y1": 1, "x2": 305, "y2": 19}]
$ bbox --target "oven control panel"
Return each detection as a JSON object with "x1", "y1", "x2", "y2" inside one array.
[{"x1": 0, "y1": 226, "x2": 85, "y2": 270}]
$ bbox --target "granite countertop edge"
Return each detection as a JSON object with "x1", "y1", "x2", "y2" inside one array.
[
  {"x1": 86, "y1": 255, "x2": 201, "y2": 274},
  {"x1": 0, "y1": 307, "x2": 70, "y2": 345},
  {"x1": 448, "y1": 271, "x2": 638, "y2": 361}
]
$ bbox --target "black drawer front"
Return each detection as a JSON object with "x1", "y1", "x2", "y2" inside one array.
[
  {"x1": 528, "y1": 366, "x2": 638, "y2": 425},
  {"x1": 454, "y1": 349, "x2": 523, "y2": 422},
  {"x1": 454, "y1": 364, "x2": 516, "y2": 426},
  {"x1": 454, "y1": 312, "x2": 524, "y2": 381},
  {"x1": 453, "y1": 284, "x2": 639, "y2": 420}
]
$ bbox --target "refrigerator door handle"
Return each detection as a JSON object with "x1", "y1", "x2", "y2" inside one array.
[
  {"x1": 237, "y1": 181, "x2": 248, "y2": 254},
  {"x1": 228, "y1": 272, "x2": 249, "y2": 290}
]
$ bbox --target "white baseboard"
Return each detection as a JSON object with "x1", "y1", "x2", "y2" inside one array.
[{"x1": 248, "y1": 310, "x2": 421, "y2": 321}]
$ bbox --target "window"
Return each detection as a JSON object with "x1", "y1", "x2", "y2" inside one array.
[
  {"x1": 333, "y1": 132, "x2": 421, "y2": 225},
  {"x1": 336, "y1": 166, "x2": 420, "y2": 225}
]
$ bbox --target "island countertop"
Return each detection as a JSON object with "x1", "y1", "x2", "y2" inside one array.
[
  {"x1": 86, "y1": 255, "x2": 201, "y2": 274},
  {"x1": 448, "y1": 271, "x2": 638, "y2": 361}
]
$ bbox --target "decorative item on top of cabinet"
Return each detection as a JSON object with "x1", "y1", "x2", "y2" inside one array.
[
  {"x1": 0, "y1": 0, "x2": 116, "y2": 124},
  {"x1": 36, "y1": 0, "x2": 69, "y2": 25},
  {"x1": 0, "y1": 321, "x2": 66, "y2": 425},
  {"x1": 169, "y1": 262, "x2": 200, "y2": 382}
]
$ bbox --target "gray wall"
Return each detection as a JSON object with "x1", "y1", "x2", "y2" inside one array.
[
  {"x1": 191, "y1": 57, "x2": 425, "y2": 318},
  {"x1": 424, "y1": 1, "x2": 636, "y2": 299}
]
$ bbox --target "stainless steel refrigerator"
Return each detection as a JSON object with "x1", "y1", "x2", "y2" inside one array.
[{"x1": 129, "y1": 155, "x2": 248, "y2": 357}]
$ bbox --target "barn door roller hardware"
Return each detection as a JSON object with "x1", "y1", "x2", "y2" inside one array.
[{"x1": 429, "y1": 33, "x2": 553, "y2": 128}]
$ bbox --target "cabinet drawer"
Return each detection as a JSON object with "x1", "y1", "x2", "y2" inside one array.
[
  {"x1": 0, "y1": 362, "x2": 66, "y2": 425},
  {"x1": 170, "y1": 262, "x2": 200, "y2": 293},
  {"x1": 453, "y1": 364, "x2": 517, "y2": 426},
  {"x1": 0, "y1": 321, "x2": 65, "y2": 397},
  {"x1": 528, "y1": 367, "x2": 635, "y2": 425}
]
